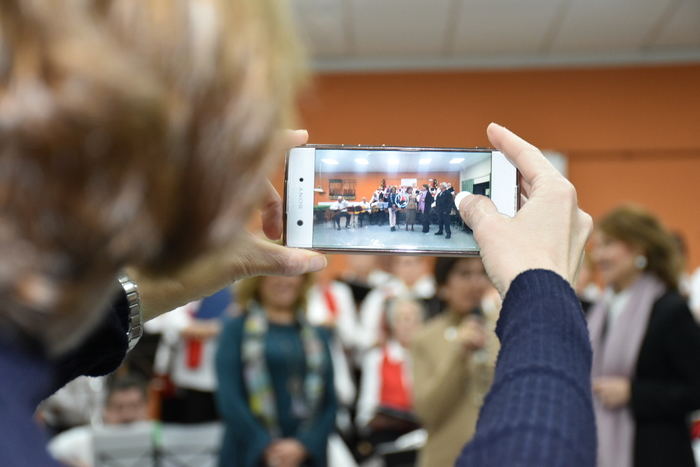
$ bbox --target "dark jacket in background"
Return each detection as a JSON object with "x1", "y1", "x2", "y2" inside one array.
[
  {"x1": 422, "y1": 191, "x2": 433, "y2": 213},
  {"x1": 631, "y1": 291, "x2": 700, "y2": 467}
]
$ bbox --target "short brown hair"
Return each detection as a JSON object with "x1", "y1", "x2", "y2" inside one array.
[
  {"x1": 0, "y1": 0, "x2": 305, "y2": 347},
  {"x1": 598, "y1": 205, "x2": 680, "y2": 290}
]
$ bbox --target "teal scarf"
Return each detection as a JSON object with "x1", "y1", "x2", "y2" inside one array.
[{"x1": 242, "y1": 302, "x2": 325, "y2": 437}]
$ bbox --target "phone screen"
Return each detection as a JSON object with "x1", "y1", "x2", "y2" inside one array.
[{"x1": 286, "y1": 145, "x2": 515, "y2": 255}]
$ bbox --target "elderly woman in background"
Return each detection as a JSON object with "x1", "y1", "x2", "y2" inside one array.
[
  {"x1": 358, "y1": 256, "x2": 434, "y2": 351},
  {"x1": 356, "y1": 297, "x2": 424, "y2": 465},
  {"x1": 215, "y1": 274, "x2": 336, "y2": 467},
  {"x1": 0, "y1": 1, "x2": 326, "y2": 465},
  {"x1": 410, "y1": 257, "x2": 497, "y2": 467},
  {"x1": 589, "y1": 205, "x2": 700, "y2": 467}
]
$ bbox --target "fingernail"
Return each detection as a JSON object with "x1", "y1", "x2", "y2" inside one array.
[
  {"x1": 308, "y1": 255, "x2": 327, "y2": 272},
  {"x1": 293, "y1": 129, "x2": 309, "y2": 137},
  {"x1": 455, "y1": 191, "x2": 472, "y2": 210}
]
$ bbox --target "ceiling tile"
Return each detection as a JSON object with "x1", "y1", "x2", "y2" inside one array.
[
  {"x1": 315, "y1": 149, "x2": 490, "y2": 174},
  {"x1": 551, "y1": 0, "x2": 675, "y2": 53},
  {"x1": 350, "y1": 0, "x2": 454, "y2": 56},
  {"x1": 292, "y1": 0, "x2": 347, "y2": 57},
  {"x1": 651, "y1": 0, "x2": 700, "y2": 48},
  {"x1": 452, "y1": 0, "x2": 565, "y2": 54}
]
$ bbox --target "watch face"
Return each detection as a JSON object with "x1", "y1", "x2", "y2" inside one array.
[{"x1": 118, "y1": 275, "x2": 143, "y2": 351}]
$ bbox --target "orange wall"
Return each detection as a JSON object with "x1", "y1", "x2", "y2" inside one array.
[
  {"x1": 274, "y1": 64, "x2": 700, "y2": 276},
  {"x1": 314, "y1": 172, "x2": 459, "y2": 203}
]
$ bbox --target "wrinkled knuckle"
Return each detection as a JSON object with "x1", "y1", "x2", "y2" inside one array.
[
  {"x1": 556, "y1": 178, "x2": 576, "y2": 197},
  {"x1": 459, "y1": 197, "x2": 478, "y2": 222}
]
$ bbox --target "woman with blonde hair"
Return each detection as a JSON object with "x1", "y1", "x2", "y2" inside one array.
[
  {"x1": 589, "y1": 205, "x2": 700, "y2": 467},
  {"x1": 0, "y1": 1, "x2": 326, "y2": 465},
  {"x1": 216, "y1": 274, "x2": 336, "y2": 466}
]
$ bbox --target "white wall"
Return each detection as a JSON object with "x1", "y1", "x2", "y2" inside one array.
[{"x1": 459, "y1": 158, "x2": 492, "y2": 190}]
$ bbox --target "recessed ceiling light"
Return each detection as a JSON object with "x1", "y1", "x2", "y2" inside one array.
[
  {"x1": 355, "y1": 158, "x2": 369, "y2": 165},
  {"x1": 321, "y1": 158, "x2": 338, "y2": 165},
  {"x1": 449, "y1": 158, "x2": 465, "y2": 164}
]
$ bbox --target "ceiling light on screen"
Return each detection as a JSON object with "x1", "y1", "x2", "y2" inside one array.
[
  {"x1": 321, "y1": 158, "x2": 338, "y2": 165},
  {"x1": 449, "y1": 158, "x2": 465, "y2": 164},
  {"x1": 419, "y1": 158, "x2": 431, "y2": 165},
  {"x1": 355, "y1": 158, "x2": 369, "y2": 165},
  {"x1": 388, "y1": 158, "x2": 399, "y2": 166}
]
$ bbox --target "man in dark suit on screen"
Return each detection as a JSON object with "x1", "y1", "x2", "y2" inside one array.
[
  {"x1": 420, "y1": 184, "x2": 434, "y2": 234},
  {"x1": 434, "y1": 183, "x2": 452, "y2": 239}
]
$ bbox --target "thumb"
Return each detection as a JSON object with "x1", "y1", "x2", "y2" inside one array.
[
  {"x1": 248, "y1": 238, "x2": 327, "y2": 276},
  {"x1": 455, "y1": 191, "x2": 501, "y2": 231}
]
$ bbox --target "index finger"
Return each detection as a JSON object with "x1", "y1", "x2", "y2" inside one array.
[{"x1": 487, "y1": 123, "x2": 558, "y2": 183}]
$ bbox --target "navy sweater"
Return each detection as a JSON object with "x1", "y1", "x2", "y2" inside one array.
[
  {"x1": 456, "y1": 269, "x2": 596, "y2": 466},
  {"x1": 0, "y1": 270, "x2": 595, "y2": 466},
  {"x1": 0, "y1": 289, "x2": 129, "y2": 466}
]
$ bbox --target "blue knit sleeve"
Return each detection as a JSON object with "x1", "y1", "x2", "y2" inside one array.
[{"x1": 455, "y1": 269, "x2": 596, "y2": 467}]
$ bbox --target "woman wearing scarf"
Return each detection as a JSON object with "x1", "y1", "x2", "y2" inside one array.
[
  {"x1": 588, "y1": 205, "x2": 700, "y2": 467},
  {"x1": 216, "y1": 274, "x2": 336, "y2": 467}
]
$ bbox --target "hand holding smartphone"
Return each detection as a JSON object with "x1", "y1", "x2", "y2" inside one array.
[{"x1": 285, "y1": 144, "x2": 519, "y2": 256}]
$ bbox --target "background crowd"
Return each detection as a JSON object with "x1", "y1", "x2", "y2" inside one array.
[{"x1": 41, "y1": 204, "x2": 700, "y2": 467}]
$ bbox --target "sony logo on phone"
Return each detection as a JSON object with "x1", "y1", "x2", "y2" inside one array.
[{"x1": 298, "y1": 187, "x2": 304, "y2": 209}]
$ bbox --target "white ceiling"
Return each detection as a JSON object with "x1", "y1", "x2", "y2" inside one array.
[
  {"x1": 291, "y1": 0, "x2": 700, "y2": 71},
  {"x1": 315, "y1": 149, "x2": 490, "y2": 173}
]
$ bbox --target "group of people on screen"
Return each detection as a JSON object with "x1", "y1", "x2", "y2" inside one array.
[{"x1": 329, "y1": 181, "x2": 462, "y2": 239}]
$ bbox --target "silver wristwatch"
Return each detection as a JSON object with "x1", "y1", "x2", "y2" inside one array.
[{"x1": 118, "y1": 273, "x2": 143, "y2": 352}]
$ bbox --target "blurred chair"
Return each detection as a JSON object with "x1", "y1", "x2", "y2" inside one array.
[{"x1": 93, "y1": 422, "x2": 223, "y2": 467}]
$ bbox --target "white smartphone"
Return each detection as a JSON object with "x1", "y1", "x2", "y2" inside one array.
[{"x1": 284, "y1": 145, "x2": 519, "y2": 256}]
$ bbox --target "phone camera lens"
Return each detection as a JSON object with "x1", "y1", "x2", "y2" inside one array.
[
  {"x1": 297, "y1": 220, "x2": 303, "y2": 226},
  {"x1": 299, "y1": 177, "x2": 304, "y2": 182}
]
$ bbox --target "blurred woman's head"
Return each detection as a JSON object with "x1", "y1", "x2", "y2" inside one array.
[
  {"x1": 237, "y1": 274, "x2": 314, "y2": 313},
  {"x1": 344, "y1": 255, "x2": 378, "y2": 278},
  {"x1": 435, "y1": 257, "x2": 488, "y2": 315},
  {"x1": 0, "y1": 0, "x2": 305, "y2": 351},
  {"x1": 386, "y1": 297, "x2": 424, "y2": 347},
  {"x1": 391, "y1": 256, "x2": 427, "y2": 287},
  {"x1": 592, "y1": 205, "x2": 680, "y2": 291}
]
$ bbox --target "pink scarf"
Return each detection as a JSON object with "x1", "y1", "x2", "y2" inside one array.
[{"x1": 587, "y1": 274, "x2": 665, "y2": 467}]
